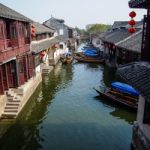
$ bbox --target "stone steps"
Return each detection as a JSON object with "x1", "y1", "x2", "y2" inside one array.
[
  {"x1": 1, "y1": 112, "x2": 17, "y2": 119},
  {"x1": 5, "y1": 106, "x2": 19, "y2": 109},
  {"x1": 1, "y1": 89, "x2": 21, "y2": 119},
  {"x1": 4, "y1": 110, "x2": 18, "y2": 113},
  {"x1": 6, "y1": 103, "x2": 20, "y2": 106}
]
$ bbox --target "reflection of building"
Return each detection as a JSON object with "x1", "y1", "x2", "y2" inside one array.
[
  {"x1": 117, "y1": 1, "x2": 150, "y2": 149},
  {"x1": 103, "y1": 66, "x2": 116, "y2": 87},
  {"x1": 110, "y1": 108, "x2": 136, "y2": 125}
]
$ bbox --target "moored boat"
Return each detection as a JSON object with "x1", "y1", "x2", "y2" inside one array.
[
  {"x1": 94, "y1": 82, "x2": 139, "y2": 110},
  {"x1": 60, "y1": 52, "x2": 73, "y2": 64},
  {"x1": 74, "y1": 54, "x2": 105, "y2": 63},
  {"x1": 73, "y1": 51, "x2": 105, "y2": 63}
]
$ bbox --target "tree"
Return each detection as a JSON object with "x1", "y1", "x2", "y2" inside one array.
[{"x1": 87, "y1": 24, "x2": 111, "y2": 33}]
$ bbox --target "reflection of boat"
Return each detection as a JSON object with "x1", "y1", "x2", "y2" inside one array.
[
  {"x1": 94, "y1": 82, "x2": 139, "y2": 110},
  {"x1": 60, "y1": 52, "x2": 73, "y2": 64},
  {"x1": 73, "y1": 52, "x2": 105, "y2": 64},
  {"x1": 94, "y1": 95, "x2": 136, "y2": 124}
]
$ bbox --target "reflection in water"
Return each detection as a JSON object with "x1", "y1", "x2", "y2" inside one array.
[
  {"x1": 0, "y1": 58, "x2": 136, "y2": 150},
  {"x1": 94, "y1": 96, "x2": 136, "y2": 125},
  {"x1": 103, "y1": 65, "x2": 117, "y2": 87}
]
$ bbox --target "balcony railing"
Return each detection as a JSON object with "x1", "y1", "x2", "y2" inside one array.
[
  {"x1": 6, "y1": 39, "x2": 18, "y2": 48},
  {"x1": 6, "y1": 39, "x2": 12, "y2": 48}
]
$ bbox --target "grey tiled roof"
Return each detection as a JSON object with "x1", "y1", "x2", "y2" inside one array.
[
  {"x1": 0, "y1": 3, "x2": 32, "y2": 22},
  {"x1": 101, "y1": 28, "x2": 141, "y2": 44},
  {"x1": 51, "y1": 17, "x2": 65, "y2": 23},
  {"x1": 116, "y1": 30, "x2": 142, "y2": 53},
  {"x1": 33, "y1": 22, "x2": 55, "y2": 35},
  {"x1": 111, "y1": 21, "x2": 142, "y2": 29},
  {"x1": 31, "y1": 35, "x2": 67, "y2": 54},
  {"x1": 129, "y1": 0, "x2": 148, "y2": 8},
  {"x1": 111, "y1": 21, "x2": 128, "y2": 29},
  {"x1": 117, "y1": 61, "x2": 150, "y2": 100},
  {"x1": 31, "y1": 38, "x2": 59, "y2": 54},
  {"x1": 101, "y1": 28, "x2": 131, "y2": 44}
]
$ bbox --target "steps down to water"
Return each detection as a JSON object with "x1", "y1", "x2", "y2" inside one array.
[
  {"x1": 42, "y1": 66, "x2": 53, "y2": 75},
  {"x1": 1, "y1": 89, "x2": 22, "y2": 119}
]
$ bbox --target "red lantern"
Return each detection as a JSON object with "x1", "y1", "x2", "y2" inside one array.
[
  {"x1": 128, "y1": 19, "x2": 135, "y2": 26},
  {"x1": 129, "y1": 11, "x2": 136, "y2": 18},
  {"x1": 31, "y1": 24, "x2": 36, "y2": 37},
  {"x1": 128, "y1": 27, "x2": 136, "y2": 33}
]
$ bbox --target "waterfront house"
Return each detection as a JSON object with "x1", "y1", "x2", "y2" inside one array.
[
  {"x1": 43, "y1": 17, "x2": 77, "y2": 51},
  {"x1": 31, "y1": 22, "x2": 72, "y2": 67},
  {"x1": 115, "y1": 29, "x2": 142, "y2": 65},
  {"x1": 0, "y1": 3, "x2": 32, "y2": 94},
  {"x1": 31, "y1": 22, "x2": 59, "y2": 73},
  {"x1": 117, "y1": 62, "x2": 150, "y2": 150},
  {"x1": 99, "y1": 21, "x2": 142, "y2": 67},
  {"x1": 0, "y1": 3, "x2": 42, "y2": 118},
  {"x1": 117, "y1": 0, "x2": 150, "y2": 149},
  {"x1": 43, "y1": 17, "x2": 69, "y2": 40}
]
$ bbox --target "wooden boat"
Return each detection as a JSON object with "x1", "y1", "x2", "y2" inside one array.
[
  {"x1": 94, "y1": 82, "x2": 139, "y2": 110},
  {"x1": 60, "y1": 52, "x2": 73, "y2": 64},
  {"x1": 73, "y1": 53, "x2": 105, "y2": 64}
]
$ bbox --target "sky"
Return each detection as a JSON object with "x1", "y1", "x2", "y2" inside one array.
[{"x1": 0, "y1": 0, "x2": 147, "y2": 29}]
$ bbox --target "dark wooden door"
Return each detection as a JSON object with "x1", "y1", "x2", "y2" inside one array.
[
  {"x1": 28, "y1": 54, "x2": 35, "y2": 78},
  {"x1": 23, "y1": 55, "x2": 29, "y2": 82},
  {"x1": 17, "y1": 56, "x2": 25, "y2": 86},
  {"x1": 7, "y1": 60, "x2": 17, "y2": 88},
  {"x1": 1, "y1": 64, "x2": 9, "y2": 90}
]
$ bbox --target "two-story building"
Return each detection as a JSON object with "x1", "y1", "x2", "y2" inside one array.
[
  {"x1": 0, "y1": 3, "x2": 33, "y2": 95},
  {"x1": 43, "y1": 17, "x2": 77, "y2": 51},
  {"x1": 98, "y1": 20, "x2": 143, "y2": 68}
]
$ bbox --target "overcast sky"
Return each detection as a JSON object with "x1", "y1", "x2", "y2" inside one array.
[{"x1": 1, "y1": 0, "x2": 146, "y2": 29}]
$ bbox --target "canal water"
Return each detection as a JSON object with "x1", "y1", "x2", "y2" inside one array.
[{"x1": 0, "y1": 58, "x2": 136, "y2": 150}]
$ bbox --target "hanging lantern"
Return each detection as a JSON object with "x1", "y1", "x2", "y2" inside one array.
[
  {"x1": 128, "y1": 27, "x2": 136, "y2": 33},
  {"x1": 128, "y1": 19, "x2": 136, "y2": 26},
  {"x1": 31, "y1": 24, "x2": 36, "y2": 38},
  {"x1": 128, "y1": 11, "x2": 136, "y2": 34},
  {"x1": 129, "y1": 11, "x2": 136, "y2": 18}
]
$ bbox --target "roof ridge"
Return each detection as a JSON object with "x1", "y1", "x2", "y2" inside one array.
[{"x1": 115, "y1": 29, "x2": 142, "y2": 45}]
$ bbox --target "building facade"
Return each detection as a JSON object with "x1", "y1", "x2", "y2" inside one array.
[
  {"x1": 0, "y1": 3, "x2": 33, "y2": 95},
  {"x1": 117, "y1": 0, "x2": 150, "y2": 149}
]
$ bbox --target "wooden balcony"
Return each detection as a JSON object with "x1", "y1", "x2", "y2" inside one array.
[{"x1": 6, "y1": 39, "x2": 18, "y2": 48}]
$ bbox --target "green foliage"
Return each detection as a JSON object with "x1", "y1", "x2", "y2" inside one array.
[
  {"x1": 75, "y1": 23, "x2": 111, "y2": 37},
  {"x1": 87, "y1": 24, "x2": 111, "y2": 33},
  {"x1": 75, "y1": 27, "x2": 88, "y2": 36}
]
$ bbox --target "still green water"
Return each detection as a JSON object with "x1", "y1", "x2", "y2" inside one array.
[{"x1": 0, "y1": 62, "x2": 136, "y2": 150}]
